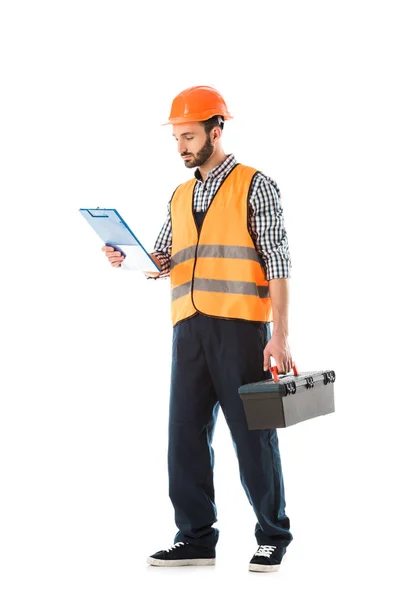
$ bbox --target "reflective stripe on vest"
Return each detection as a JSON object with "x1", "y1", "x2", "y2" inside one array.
[
  {"x1": 171, "y1": 278, "x2": 270, "y2": 302},
  {"x1": 170, "y1": 163, "x2": 273, "y2": 326},
  {"x1": 171, "y1": 244, "x2": 262, "y2": 268}
]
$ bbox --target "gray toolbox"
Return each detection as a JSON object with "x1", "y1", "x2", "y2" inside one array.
[{"x1": 238, "y1": 364, "x2": 336, "y2": 429}]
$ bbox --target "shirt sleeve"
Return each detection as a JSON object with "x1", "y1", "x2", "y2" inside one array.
[{"x1": 248, "y1": 174, "x2": 292, "y2": 280}]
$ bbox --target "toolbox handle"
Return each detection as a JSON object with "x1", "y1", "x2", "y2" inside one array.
[{"x1": 270, "y1": 363, "x2": 299, "y2": 383}]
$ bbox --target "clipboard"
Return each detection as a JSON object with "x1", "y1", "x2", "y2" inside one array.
[{"x1": 79, "y1": 208, "x2": 161, "y2": 272}]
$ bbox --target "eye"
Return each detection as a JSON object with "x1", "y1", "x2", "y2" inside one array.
[{"x1": 185, "y1": 137, "x2": 194, "y2": 141}]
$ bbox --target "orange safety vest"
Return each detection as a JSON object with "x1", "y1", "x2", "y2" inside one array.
[{"x1": 170, "y1": 163, "x2": 273, "y2": 327}]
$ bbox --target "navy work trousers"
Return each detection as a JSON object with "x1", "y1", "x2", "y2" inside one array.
[{"x1": 168, "y1": 312, "x2": 293, "y2": 550}]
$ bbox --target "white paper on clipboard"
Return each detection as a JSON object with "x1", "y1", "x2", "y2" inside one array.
[{"x1": 118, "y1": 244, "x2": 159, "y2": 271}]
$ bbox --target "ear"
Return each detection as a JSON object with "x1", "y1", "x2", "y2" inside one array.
[{"x1": 212, "y1": 127, "x2": 221, "y2": 142}]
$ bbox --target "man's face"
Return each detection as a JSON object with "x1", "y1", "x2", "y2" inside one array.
[{"x1": 172, "y1": 122, "x2": 214, "y2": 169}]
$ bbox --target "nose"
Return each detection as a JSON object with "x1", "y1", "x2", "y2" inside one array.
[{"x1": 177, "y1": 139, "x2": 188, "y2": 155}]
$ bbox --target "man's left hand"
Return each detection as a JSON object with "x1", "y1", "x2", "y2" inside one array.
[{"x1": 263, "y1": 333, "x2": 293, "y2": 374}]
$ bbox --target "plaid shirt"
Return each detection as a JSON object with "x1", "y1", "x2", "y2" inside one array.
[{"x1": 149, "y1": 154, "x2": 291, "y2": 281}]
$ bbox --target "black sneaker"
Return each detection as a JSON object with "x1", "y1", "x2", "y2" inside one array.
[
  {"x1": 147, "y1": 542, "x2": 216, "y2": 567},
  {"x1": 249, "y1": 544, "x2": 287, "y2": 572}
]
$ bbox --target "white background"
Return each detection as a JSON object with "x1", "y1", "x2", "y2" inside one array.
[{"x1": 1, "y1": 1, "x2": 399, "y2": 598}]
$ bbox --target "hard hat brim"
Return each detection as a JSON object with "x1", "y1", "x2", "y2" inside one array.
[{"x1": 161, "y1": 114, "x2": 233, "y2": 126}]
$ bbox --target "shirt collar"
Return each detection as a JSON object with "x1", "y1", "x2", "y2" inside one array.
[{"x1": 194, "y1": 154, "x2": 237, "y2": 183}]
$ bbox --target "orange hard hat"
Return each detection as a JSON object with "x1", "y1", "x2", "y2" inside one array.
[{"x1": 163, "y1": 86, "x2": 233, "y2": 125}]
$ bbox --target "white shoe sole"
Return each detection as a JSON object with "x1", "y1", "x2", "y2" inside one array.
[
  {"x1": 249, "y1": 563, "x2": 280, "y2": 572},
  {"x1": 147, "y1": 557, "x2": 216, "y2": 567}
]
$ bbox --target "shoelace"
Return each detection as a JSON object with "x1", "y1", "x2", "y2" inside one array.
[
  {"x1": 255, "y1": 545, "x2": 277, "y2": 557},
  {"x1": 166, "y1": 542, "x2": 187, "y2": 553}
]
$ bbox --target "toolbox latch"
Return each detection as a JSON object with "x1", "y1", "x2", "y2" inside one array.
[
  {"x1": 305, "y1": 376, "x2": 315, "y2": 389},
  {"x1": 283, "y1": 381, "x2": 297, "y2": 396},
  {"x1": 323, "y1": 370, "x2": 336, "y2": 385}
]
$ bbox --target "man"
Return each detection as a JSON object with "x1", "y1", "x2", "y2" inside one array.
[{"x1": 102, "y1": 86, "x2": 294, "y2": 572}]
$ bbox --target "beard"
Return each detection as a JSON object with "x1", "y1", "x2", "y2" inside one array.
[{"x1": 182, "y1": 134, "x2": 214, "y2": 168}]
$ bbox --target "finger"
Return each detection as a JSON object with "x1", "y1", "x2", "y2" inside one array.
[
  {"x1": 107, "y1": 251, "x2": 122, "y2": 258},
  {"x1": 102, "y1": 245, "x2": 114, "y2": 251},
  {"x1": 263, "y1": 350, "x2": 271, "y2": 371},
  {"x1": 111, "y1": 258, "x2": 124, "y2": 266}
]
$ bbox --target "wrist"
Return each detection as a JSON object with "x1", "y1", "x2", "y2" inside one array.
[{"x1": 272, "y1": 328, "x2": 288, "y2": 338}]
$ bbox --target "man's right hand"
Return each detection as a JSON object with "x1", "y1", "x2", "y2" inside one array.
[
  {"x1": 143, "y1": 253, "x2": 162, "y2": 278},
  {"x1": 101, "y1": 245, "x2": 125, "y2": 268}
]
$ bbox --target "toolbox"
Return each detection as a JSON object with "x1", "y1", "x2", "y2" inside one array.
[{"x1": 238, "y1": 364, "x2": 336, "y2": 429}]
